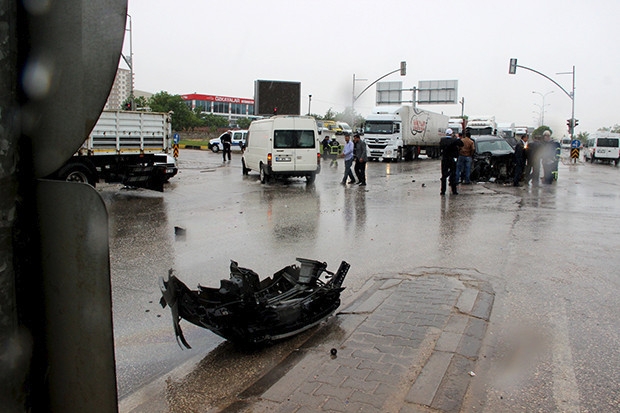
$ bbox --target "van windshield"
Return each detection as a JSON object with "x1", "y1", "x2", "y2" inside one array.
[
  {"x1": 274, "y1": 130, "x2": 316, "y2": 148},
  {"x1": 597, "y1": 138, "x2": 619, "y2": 148}
]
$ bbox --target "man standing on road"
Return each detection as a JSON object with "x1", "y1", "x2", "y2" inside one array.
[
  {"x1": 456, "y1": 131, "x2": 475, "y2": 184},
  {"x1": 341, "y1": 133, "x2": 355, "y2": 185},
  {"x1": 440, "y1": 128, "x2": 463, "y2": 195},
  {"x1": 513, "y1": 134, "x2": 529, "y2": 186},
  {"x1": 221, "y1": 132, "x2": 232, "y2": 162},
  {"x1": 542, "y1": 130, "x2": 560, "y2": 184},
  {"x1": 353, "y1": 133, "x2": 367, "y2": 186}
]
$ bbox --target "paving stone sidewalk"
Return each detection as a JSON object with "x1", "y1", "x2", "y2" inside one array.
[{"x1": 223, "y1": 270, "x2": 494, "y2": 413}]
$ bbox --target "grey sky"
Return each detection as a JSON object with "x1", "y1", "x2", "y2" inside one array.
[{"x1": 126, "y1": 0, "x2": 619, "y2": 135}]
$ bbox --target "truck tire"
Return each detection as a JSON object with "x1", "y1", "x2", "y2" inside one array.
[{"x1": 56, "y1": 162, "x2": 97, "y2": 187}]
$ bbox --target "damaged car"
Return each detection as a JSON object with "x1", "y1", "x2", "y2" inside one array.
[
  {"x1": 470, "y1": 135, "x2": 515, "y2": 183},
  {"x1": 159, "y1": 258, "x2": 350, "y2": 347}
]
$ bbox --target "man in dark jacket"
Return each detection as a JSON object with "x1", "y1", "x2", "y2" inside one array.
[
  {"x1": 513, "y1": 134, "x2": 529, "y2": 186},
  {"x1": 353, "y1": 134, "x2": 368, "y2": 186},
  {"x1": 221, "y1": 132, "x2": 232, "y2": 162},
  {"x1": 440, "y1": 129, "x2": 463, "y2": 195}
]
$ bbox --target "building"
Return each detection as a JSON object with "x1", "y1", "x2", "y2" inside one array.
[
  {"x1": 105, "y1": 68, "x2": 133, "y2": 110},
  {"x1": 181, "y1": 93, "x2": 256, "y2": 126}
]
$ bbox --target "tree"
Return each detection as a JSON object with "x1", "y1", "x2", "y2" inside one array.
[
  {"x1": 148, "y1": 91, "x2": 199, "y2": 131},
  {"x1": 576, "y1": 131, "x2": 589, "y2": 142},
  {"x1": 532, "y1": 125, "x2": 552, "y2": 138},
  {"x1": 598, "y1": 124, "x2": 620, "y2": 133},
  {"x1": 121, "y1": 95, "x2": 148, "y2": 111},
  {"x1": 236, "y1": 117, "x2": 253, "y2": 129}
]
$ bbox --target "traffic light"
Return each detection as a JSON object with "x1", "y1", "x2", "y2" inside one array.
[
  {"x1": 509, "y1": 58, "x2": 518, "y2": 74},
  {"x1": 273, "y1": 107, "x2": 278, "y2": 115},
  {"x1": 574, "y1": 119, "x2": 579, "y2": 127},
  {"x1": 124, "y1": 101, "x2": 131, "y2": 111},
  {"x1": 400, "y1": 61, "x2": 407, "y2": 76}
]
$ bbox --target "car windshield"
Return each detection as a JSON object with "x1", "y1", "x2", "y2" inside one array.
[
  {"x1": 476, "y1": 138, "x2": 513, "y2": 154},
  {"x1": 274, "y1": 130, "x2": 316, "y2": 148}
]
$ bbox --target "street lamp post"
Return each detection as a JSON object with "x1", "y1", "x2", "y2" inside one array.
[
  {"x1": 351, "y1": 61, "x2": 406, "y2": 128},
  {"x1": 308, "y1": 94, "x2": 312, "y2": 115},
  {"x1": 532, "y1": 90, "x2": 553, "y2": 127},
  {"x1": 121, "y1": 14, "x2": 134, "y2": 110},
  {"x1": 509, "y1": 59, "x2": 576, "y2": 137}
]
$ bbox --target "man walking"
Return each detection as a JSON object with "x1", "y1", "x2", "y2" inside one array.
[
  {"x1": 440, "y1": 129, "x2": 463, "y2": 195},
  {"x1": 353, "y1": 134, "x2": 367, "y2": 186},
  {"x1": 341, "y1": 133, "x2": 355, "y2": 185}
]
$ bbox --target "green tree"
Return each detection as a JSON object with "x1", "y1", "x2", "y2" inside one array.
[
  {"x1": 121, "y1": 95, "x2": 148, "y2": 111},
  {"x1": 532, "y1": 125, "x2": 552, "y2": 138},
  {"x1": 598, "y1": 124, "x2": 620, "y2": 133},
  {"x1": 236, "y1": 117, "x2": 253, "y2": 129},
  {"x1": 148, "y1": 91, "x2": 199, "y2": 131},
  {"x1": 576, "y1": 131, "x2": 589, "y2": 142}
]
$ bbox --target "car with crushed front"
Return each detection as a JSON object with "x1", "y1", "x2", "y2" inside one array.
[{"x1": 470, "y1": 135, "x2": 515, "y2": 183}]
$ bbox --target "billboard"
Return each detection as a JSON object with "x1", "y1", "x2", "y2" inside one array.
[
  {"x1": 254, "y1": 80, "x2": 301, "y2": 116},
  {"x1": 376, "y1": 81, "x2": 403, "y2": 105},
  {"x1": 417, "y1": 80, "x2": 458, "y2": 105}
]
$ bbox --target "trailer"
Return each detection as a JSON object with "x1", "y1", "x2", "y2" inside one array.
[
  {"x1": 363, "y1": 106, "x2": 449, "y2": 161},
  {"x1": 49, "y1": 110, "x2": 178, "y2": 191}
]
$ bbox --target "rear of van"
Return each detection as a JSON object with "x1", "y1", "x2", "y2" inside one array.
[
  {"x1": 585, "y1": 135, "x2": 620, "y2": 165},
  {"x1": 242, "y1": 116, "x2": 321, "y2": 183}
]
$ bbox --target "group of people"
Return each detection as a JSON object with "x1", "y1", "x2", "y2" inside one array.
[
  {"x1": 321, "y1": 135, "x2": 341, "y2": 167},
  {"x1": 512, "y1": 130, "x2": 561, "y2": 187},
  {"x1": 340, "y1": 132, "x2": 367, "y2": 186},
  {"x1": 440, "y1": 127, "x2": 562, "y2": 195}
]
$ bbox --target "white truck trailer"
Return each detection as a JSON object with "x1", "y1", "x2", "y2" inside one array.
[
  {"x1": 363, "y1": 106, "x2": 449, "y2": 160},
  {"x1": 49, "y1": 110, "x2": 178, "y2": 191},
  {"x1": 466, "y1": 116, "x2": 497, "y2": 136}
]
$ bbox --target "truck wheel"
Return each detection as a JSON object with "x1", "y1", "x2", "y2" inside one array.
[
  {"x1": 56, "y1": 163, "x2": 97, "y2": 187},
  {"x1": 306, "y1": 173, "x2": 316, "y2": 184},
  {"x1": 242, "y1": 158, "x2": 250, "y2": 175}
]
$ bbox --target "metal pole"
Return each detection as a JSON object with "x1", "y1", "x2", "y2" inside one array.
[
  {"x1": 308, "y1": 94, "x2": 312, "y2": 115},
  {"x1": 570, "y1": 66, "x2": 576, "y2": 138},
  {"x1": 128, "y1": 14, "x2": 134, "y2": 110}
]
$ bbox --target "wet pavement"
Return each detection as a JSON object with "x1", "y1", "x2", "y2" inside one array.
[{"x1": 108, "y1": 149, "x2": 620, "y2": 412}]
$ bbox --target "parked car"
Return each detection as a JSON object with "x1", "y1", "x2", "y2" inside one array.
[
  {"x1": 209, "y1": 130, "x2": 248, "y2": 153},
  {"x1": 470, "y1": 135, "x2": 515, "y2": 183}
]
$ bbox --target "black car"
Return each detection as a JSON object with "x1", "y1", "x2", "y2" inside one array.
[{"x1": 470, "y1": 135, "x2": 515, "y2": 183}]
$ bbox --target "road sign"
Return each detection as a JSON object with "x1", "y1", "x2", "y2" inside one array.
[{"x1": 173, "y1": 133, "x2": 180, "y2": 144}]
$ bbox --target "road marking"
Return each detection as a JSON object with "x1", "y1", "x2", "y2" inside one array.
[{"x1": 552, "y1": 302, "x2": 581, "y2": 413}]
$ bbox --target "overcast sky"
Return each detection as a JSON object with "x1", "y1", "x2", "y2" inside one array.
[{"x1": 126, "y1": 0, "x2": 619, "y2": 136}]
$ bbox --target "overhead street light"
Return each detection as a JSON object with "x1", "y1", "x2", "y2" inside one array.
[
  {"x1": 351, "y1": 61, "x2": 406, "y2": 127},
  {"x1": 532, "y1": 90, "x2": 553, "y2": 127},
  {"x1": 509, "y1": 58, "x2": 576, "y2": 137}
]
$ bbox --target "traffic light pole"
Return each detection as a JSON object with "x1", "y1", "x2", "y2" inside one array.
[{"x1": 509, "y1": 59, "x2": 576, "y2": 137}]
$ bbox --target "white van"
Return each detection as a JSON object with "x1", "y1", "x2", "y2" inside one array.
[
  {"x1": 584, "y1": 134, "x2": 620, "y2": 166},
  {"x1": 242, "y1": 116, "x2": 321, "y2": 183}
]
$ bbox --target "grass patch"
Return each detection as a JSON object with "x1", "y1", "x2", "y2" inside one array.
[{"x1": 179, "y1": 139, "x2": 211, "y2": 147}]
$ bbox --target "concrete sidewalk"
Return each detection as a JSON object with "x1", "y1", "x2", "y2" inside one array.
[{"x1": 219, "y1": 269, "x2": 494, "y2": 413}]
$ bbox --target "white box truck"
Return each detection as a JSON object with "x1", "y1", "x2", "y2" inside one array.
[
  {"x1": 242, "y1": 115, "x2": 321, "y2": 183},
  {"x1": 49, "y1": 110, "x2": 178, "y2": 191},
  {"x1": 362, "y1": 106, "x2": 449, "y2": 161}
]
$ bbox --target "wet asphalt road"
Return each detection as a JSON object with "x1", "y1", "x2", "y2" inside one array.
[{"x1": 104, "y1": 149, "x2": 620, "y2": 411}]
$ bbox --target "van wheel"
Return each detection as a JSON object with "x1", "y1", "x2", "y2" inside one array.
[
  {"x1": 590, "y1": 155, "x2": 595, "y2": 163},
  {"x1": 242, "y1": 158, "x2": 250, "y2": 175},
  {"x1": 306, "y1": 173, "x2": 316, "y2": 184},
  {"x1": 260, "y1": 164, "x2": 269, "y2": 184}
]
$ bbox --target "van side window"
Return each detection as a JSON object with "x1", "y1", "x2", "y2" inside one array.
[{"x1": 274, "y1": 130, "x2": 316, "y2": 149}]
